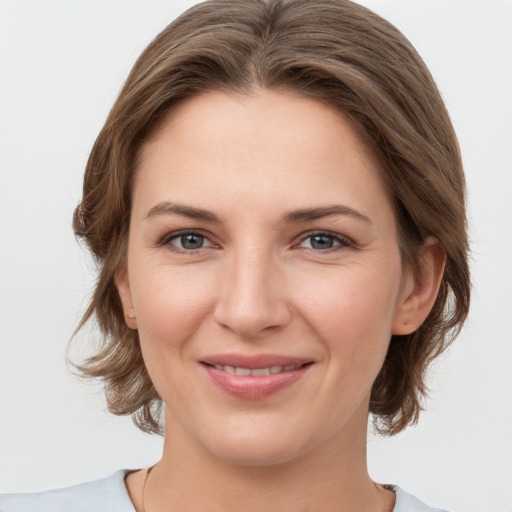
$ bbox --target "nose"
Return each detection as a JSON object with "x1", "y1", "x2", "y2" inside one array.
[{"x1": 213, "y1": 248, "x2": 292, "y2": 339}]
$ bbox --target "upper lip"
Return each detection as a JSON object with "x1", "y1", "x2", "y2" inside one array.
[{"x1": 200, "y1": 354, "x2": 313, "y2": 369}]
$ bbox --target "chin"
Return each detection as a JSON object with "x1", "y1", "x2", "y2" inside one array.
[
  {"x1": 198, "y1": 417, "x2": 316, "y2": 468},
  {"x1": 211, "y1": 439, "x2": 305, "y2": 468}
]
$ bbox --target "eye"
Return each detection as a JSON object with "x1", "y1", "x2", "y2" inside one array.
[
  {"x1": 298, "y1": 232, "x2": 351, "y2": 251},
  {"x1": 162, "y1": 231, "x2": 215, "y2": 253}
]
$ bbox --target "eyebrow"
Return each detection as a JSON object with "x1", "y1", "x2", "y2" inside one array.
[
  {"x1": 145, "y1": 201, "x2": 371, "y2": 225},
  {"x1": 145, "y1": 202, "x2": 221, "y2": 222},
  {"x1": 282, "y1": 205, "x2": 372, "y2": 224}
]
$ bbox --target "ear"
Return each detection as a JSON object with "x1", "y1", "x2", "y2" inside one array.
[
  {"x1": 392, "y1": 237, "x2": 446, "y2": 335},
  {"x1": 115, "y1": 266, "x2": 138, "y2": 330}
]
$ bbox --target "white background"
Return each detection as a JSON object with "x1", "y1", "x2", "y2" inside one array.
[{"x1": 0, "y1": 1, "x2": 511, "y2": 511}]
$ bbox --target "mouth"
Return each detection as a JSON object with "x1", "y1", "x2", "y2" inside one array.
[
  {"x1": 200, "y1": 355, "x2": 314, "y2": 400},
  {"x1": 203, "y1": 362, "x2": 310, "y2": 376}
]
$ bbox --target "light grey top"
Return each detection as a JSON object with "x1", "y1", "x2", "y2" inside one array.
[{"x1": 0, "y1": 470, "x2": 450, "y2": 512}]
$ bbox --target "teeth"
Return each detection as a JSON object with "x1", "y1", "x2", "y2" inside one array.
[
  {"x1": 251, "y1": 368, "x2": 270, "y2": 376},
  {"x1": 212, "y1": 364, "x2": 300, "y2": 375}
]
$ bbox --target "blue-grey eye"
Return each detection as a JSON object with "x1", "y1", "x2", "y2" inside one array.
[
  {"x1": 299, "y1": 233, "x2": 349, "y2": 251},
  {"x1": 174, "y1": 233, "x2": 205, "y2": 250},
  {"x1": 309, "y1": 234, "x2": 335, "y2": 249}
]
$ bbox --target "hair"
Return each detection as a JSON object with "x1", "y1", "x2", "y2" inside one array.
[{"x1": 73, "y1": 0, "x2": 470, "y2": 436}]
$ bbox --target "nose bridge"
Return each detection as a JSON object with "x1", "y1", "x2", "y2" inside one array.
[{"x1": 214, "y1": 241, "x2": 290, "y2": 338}]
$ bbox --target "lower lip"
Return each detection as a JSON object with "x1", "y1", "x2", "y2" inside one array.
[{"x1": 201, "y1": 364, "x2": 311, "y2": 400}]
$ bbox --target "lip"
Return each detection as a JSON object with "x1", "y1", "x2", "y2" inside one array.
[
  {"x1": 201, "y1": 354, "x2": 312, "y2": 369},
  {"x1": 200, "y1": 354, "x2": 313, "y2": 400}
]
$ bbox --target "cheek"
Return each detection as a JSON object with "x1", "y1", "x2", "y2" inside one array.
[
  {"x1": 292, "y1": 262, "x2": 401, "y2": 369},
  {"x1": 130, "y1": 264, "x2": 216, "y2": 350}
]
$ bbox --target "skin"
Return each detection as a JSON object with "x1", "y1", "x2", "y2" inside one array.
[{"x1": 118, "y1": 90, "x2": 445, "y2": 512}]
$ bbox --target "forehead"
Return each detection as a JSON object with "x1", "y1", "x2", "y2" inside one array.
[
  {"x1": 142, "y1": 89, "x2": 376, "y2": 164},
  {"x1": 133, "y1": 90, "x2": 393, "y2": 226}
]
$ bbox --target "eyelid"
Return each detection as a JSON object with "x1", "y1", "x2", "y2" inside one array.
[
  {"x1": 295, "y1": 230, "x2": 353, "y2": 251},
  {"x1": 159, "y1": 229, "x2": 218, "y2": 253},
  {"x1": 157, "y1": 228, "x2": 353, "y2": 254}
]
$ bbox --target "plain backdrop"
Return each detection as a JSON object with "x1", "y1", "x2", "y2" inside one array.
[{"x1": 0, "y1": 1, "x2": 511, "y2": 511}]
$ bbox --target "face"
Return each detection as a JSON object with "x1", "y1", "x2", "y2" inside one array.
[{"x1": 117, "y1": 90, "x2": 417, "y2": 466}]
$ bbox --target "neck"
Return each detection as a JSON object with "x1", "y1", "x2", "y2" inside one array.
[{"x1": 136, "y1": 408, "x2": 394, "y2": 512}]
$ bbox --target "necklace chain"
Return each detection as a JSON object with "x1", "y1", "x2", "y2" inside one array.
[
  {"x1": 141, "y1": 464, "x2": 155, "y2": 512},
  {"x1": 139, "y1": 463, "x2": 394, "y2": 511}
]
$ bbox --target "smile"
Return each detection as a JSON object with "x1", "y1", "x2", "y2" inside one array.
[
  {"x1": 200, "y1": 357, "x2": 313, "y2": 400},
  {"x1": 208, "y1": 364, "x2": 303, "y2": 376}
]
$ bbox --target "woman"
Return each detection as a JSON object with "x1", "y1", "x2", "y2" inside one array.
[{"x1": 0, "y1": 0, "x2": 470, "y2": 511}]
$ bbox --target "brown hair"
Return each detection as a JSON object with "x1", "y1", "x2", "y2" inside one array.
[{"x1": 73, "y1": 0, "x2": 470, "y2": 436}]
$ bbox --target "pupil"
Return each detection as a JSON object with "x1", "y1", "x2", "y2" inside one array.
[
  {"x1": 181, "y1": 234, "x2": 203, "y2": 249},
  {"x1": 311, "y1": 235, "x2": 333, "y2": 249}
]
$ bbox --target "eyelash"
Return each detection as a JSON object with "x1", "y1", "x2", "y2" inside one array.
[
  {"x1": 158, "y1": 230, "x2": 352, "y2": 255},
  {"x1": 159, "y1": 230, "x2": 214, "y2": 254},
  {"x1": 297, "y1": 231, "x2": 352, "y2": 252}
]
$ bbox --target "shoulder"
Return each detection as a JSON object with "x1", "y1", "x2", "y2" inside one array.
[
  {"x1": 391, "y1": 485, "x2": 450, "y2": 512},
  {"x1": 0, "y1": 470, "x2": 136, "y2": 512}
]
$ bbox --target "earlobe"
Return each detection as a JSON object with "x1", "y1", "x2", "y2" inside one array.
[
  {"x1": 115, "y1": 267, "x2": 137, "y2": 330},
  {"x1": 392, "y1": 237, "x2": 446, "y2": 335}
]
